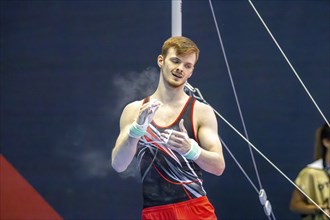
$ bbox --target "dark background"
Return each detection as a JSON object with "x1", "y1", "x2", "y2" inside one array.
[{"x1": 1, "y1": 0, "x2": 329, "y2": 219}]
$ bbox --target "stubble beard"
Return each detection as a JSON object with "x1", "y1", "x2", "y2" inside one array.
[{"x1": 161, "y1": 68, "x2": 185, "y2": 89}]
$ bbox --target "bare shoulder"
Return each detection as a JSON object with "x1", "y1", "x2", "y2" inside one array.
[
  {"x1": 123, "y1": 100, "x2": 144, "y2": 112},
  {"x1": 193, "y1": 100, "x2": 218, "y2": 131},
  {"x1": 120, "y1": 99, "x2": 144, "y2": 123},
  {"x1": 194, "y1": 100, "x2": 215, "y2": 120}
]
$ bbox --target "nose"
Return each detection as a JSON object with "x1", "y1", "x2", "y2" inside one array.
[{"x1": 176, "y1": 67, "x2": 183, "y2": 74}]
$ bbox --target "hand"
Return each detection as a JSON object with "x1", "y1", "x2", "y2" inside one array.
[
  {"x1": 136, "y1": 99, "x2": 162, "y2": 127},
  {"x1": 161, "y1": 119, "x2": 192, "y2": 154}
]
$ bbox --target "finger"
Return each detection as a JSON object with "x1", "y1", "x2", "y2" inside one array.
[
  {"x1": 137, "y1": 104, "x2": 151, "y2": 124},
  {"x1": 149, "y1": 99, "x2": 162, "y2": 112},
  {"x1": 140, "y1": 103, "x2": 153, "y2": 115},
  {"x1": 160, "y1": 133, "x2": 170, "y2": 141},
  {"x1": 164, "y1": 130, "x2": 185, "y2": 141},
  {"x1": 146, "y1": 100, "x2": 163, "y2": 123},
  {"x1": 164, "y1": 129, "x2": 174, "y2": 134},
  {"x1": 163, "y1": 131, "x2": 186, "y2": 146},
  {"x1": 165, "y1": 139, "x2": 180, "y2": 148},
  {"x1": 161, "y1": 129, "x2": 173, "y2": 144},
  {"x1": 150, "y1": 99, "x2": 162, "y2": 107},
  {"x1": 139, "y1": 102, "x2": 158, "y2": 124},
  {"x1": 170, "y1": 135, "x2": 184, "y2": 145}
]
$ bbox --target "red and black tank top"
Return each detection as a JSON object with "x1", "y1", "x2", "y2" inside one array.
[{"x1": 136, "y1": 96, "x2": 206, "y2": 208}]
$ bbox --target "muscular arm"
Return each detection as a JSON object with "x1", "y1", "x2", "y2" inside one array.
[
  {"x1": 162, "y1": 102, "x2": 225, "y2": 176},
  {"x1": 111, "y1": 102, "x2": 140, "y2": 173},
  {"x1": 193, "y1": 103, "x2": 225, "y2": 176},
  {"x1": 111, "y1": 99, "x2": 161, "y2": 173}
]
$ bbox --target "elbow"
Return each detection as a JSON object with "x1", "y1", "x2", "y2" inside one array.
[
  {"x1": 289, "y1": 205, "x2": 295, "y2": 213},
  {"x1": 214, "y1": 162, "x2": 225, "y2": 176},
  {"x1": 289, "y1": 200, "x2": 298, "y2": 213},
  {"x1": 111, "y1": 159, "x2": 127, "y2": 173},
  {"x1": 215, "y1": 167, "x2": 225, "y2": 176},
  {"x1": 111, "y1": 149, "x2": 128, "y2": 173},
  {"x1": 289, "y1": 204, "x2": 297, "y2": 213}
]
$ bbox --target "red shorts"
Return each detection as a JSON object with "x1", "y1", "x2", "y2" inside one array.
[{"x1": 142, "y1": 196, "x2": 217, "y2": 220}]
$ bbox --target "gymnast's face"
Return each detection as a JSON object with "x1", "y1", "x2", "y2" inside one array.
[{"x1": 158, "y1": 47, "x2": 196, "y2": 88}]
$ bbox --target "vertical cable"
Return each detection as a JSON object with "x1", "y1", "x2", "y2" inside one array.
[{"x1": 208, "y1": 0, "x2": 264, "y2": 190}]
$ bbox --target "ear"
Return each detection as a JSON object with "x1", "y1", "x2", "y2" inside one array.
[{"x1": 157, "y1": 55, "x2": 164, "y2": 68}]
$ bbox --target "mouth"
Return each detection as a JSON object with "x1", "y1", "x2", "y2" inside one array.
[{"x1": 172, "y1": 72, "x2": 183, "y2": 78}]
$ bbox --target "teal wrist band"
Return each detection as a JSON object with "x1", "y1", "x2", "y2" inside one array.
[
  {"x1": 183, "y1": 139, "x2": 202, "y2": 160},
  {"x1": 128, "y1": 121, "x2": 147, "y2": 139}
]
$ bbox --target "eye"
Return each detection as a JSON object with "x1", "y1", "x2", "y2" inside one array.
[
  {"x1": 185, "y1": 64, "x2": 193, "y2": 69},
  {"x1": 171, "y1": 58, "x2": 181, "y2": 64}
]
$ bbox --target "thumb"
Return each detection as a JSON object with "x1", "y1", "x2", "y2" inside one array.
[{"x1": 179, "y1": 119, "x2": 187, "y2": 134}]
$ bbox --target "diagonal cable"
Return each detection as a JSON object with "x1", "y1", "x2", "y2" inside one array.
[
  {"x1": 186, "y1": 81, "x2": 330, "y2": 218},
  {"x1": 208, "y1": 0, "x2": 264, "y2": 190},
  {"x1": 248, "y1": 0, "x2": 329, "y2": 127}
]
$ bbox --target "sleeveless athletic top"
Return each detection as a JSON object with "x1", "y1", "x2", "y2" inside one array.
[{"x1": 136, "y1": 96, "x2": 206, "y2": 208}]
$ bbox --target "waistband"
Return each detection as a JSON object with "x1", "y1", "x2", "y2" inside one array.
[{"x1": 143, "y1": 196, "x2": 210, "y2": 212}]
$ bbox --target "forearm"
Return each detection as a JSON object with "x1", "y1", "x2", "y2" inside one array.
[
  {"x1": 161, "y1": 120, "x2": 225, "y2": 176},
  {"x1": 111, "y1": 135, "x2": 139, "y2": 173},
  {"x1": 290, "y1": 201, "x2": 320, "y2": 215},
  {"x1": 194, "y1": 149, "x2": 225, "y2": 176},
  {"x1": 112, "y1": 99, "x2": 161, "y2": 173}
]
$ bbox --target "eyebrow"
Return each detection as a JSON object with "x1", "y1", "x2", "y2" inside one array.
[{"x1": 170, "y1": 57, "x2": 194, "y2": 66}]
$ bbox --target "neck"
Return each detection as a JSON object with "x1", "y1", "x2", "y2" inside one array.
[{"x1": 151, "y1": 76, "x2": 188, "y2": 104}]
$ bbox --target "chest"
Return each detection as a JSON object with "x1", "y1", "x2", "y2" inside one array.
[{"x1": 153, "y1": 105, "x2": 183, "y2": 127}]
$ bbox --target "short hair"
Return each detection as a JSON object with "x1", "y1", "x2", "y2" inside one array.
[{"x1": 161, "y1": 36, "x2": 200, "y2": 63}]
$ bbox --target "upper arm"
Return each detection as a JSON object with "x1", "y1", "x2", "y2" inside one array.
[
  {"x1": 291, "y1": 188, "x2": 306, "y2": 204},
  {"x1": 195, "y1": 102, "x2": 222, "y2": 155},
  {"x1": 115, "y1": 101, "x2": 141, "y2": 144}
]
